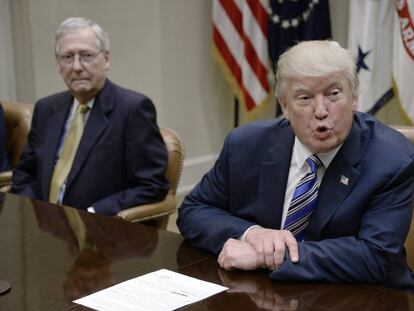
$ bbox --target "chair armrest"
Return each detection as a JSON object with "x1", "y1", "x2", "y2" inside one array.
[
  {"x1": 405, "y1": 214, "x2": 414, "y2": 268},
  {"x1": 116, "y1": 194, "x2": 176, "y2": 222},
  {"x1": 0, "y1": 170, "x2": 12, "y2": 192}
]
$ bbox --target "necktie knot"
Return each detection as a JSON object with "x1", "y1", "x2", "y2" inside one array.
[
  {"x1": 306, "y1": 155, "x2": 322, "y2": 173},
  {"x1": 77, "y1": 104, "x2": 89, "y2": 115}
]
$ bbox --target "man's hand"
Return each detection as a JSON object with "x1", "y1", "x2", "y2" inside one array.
[
  {"x1": 218, "y1": 238, "x2": 265, "y2": 271},
  {"x1": 245, "y1": 228, "x2": 299, "y2": 270}
]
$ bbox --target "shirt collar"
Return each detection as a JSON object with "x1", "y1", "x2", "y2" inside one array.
[
  {"x1": 293, "y1": 137, "x2": 341, "y2": 169},
  {"x1": 73, "y1": 97, "x2": 95, "y2": 111}
]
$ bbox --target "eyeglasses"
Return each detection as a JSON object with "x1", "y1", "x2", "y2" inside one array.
[{"x1": 57, "y1": 51, "x2": 101, "y2": 66}]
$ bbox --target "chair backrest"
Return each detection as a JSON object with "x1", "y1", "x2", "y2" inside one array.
[
  {"x1": 391, "y1": 125, "x2": 414, "y2": 144},
  {"x1": 0, "y1": 101, "x2": 33, "y2": 168},
  {"x1": 160, "y1": 127, "x2": 184, "y2": 195},
  {"x1": 116, "y1": 127, "x2": 184, "y2": 225},
  {"x1": 392, "y1": 125, "x2": 414, "y2": 266}
]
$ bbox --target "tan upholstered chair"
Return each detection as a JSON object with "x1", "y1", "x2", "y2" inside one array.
[
  {"x1": 392, "y1": 125, "x2": 414, "y2": 266},
  {"x1": 117, "y1": 127, "x2": 184, "y2": 228},
  {"x1": 0, "y1": 101, "x2": 33, "y2": 191},
  {"x1": 392, "y1": 125, "x2": 414, "y2": 144}
]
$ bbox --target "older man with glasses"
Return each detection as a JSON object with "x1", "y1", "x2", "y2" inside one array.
[{"x1": 11, "y1": 17, "x2": 169, "y2": 215}]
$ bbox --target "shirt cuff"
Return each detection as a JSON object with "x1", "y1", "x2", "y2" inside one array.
[
  {"x1": 239, "y1": 225, "x2": 262, "y2": 241},
  {"x1": 87, "y1": 206, "x2": 96, "y2": 213}
]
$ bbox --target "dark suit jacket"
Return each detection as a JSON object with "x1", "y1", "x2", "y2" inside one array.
[
  {"x1": 11, "y1": 79, "x2": 168, "y2": 215},
  {"x1": 177, "y1": 112, "x2": 414, "y2": 291}
]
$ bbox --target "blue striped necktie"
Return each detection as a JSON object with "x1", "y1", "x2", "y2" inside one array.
[{"x1": 284, "y1": 155, "x2": 323, "y2": 242}]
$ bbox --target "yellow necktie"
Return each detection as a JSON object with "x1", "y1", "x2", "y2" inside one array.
[{"x1": 49, "y1": 104, "x2": 89, "y2": 203}]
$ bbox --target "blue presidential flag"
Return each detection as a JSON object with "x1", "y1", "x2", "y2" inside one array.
[{"x1": 268, "y1": 0, "x2": 332, "y2": 71}]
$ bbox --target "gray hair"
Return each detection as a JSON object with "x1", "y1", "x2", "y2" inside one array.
[
  {"x1": 55, "y1": 17, "x2": 110, "y2": 55},
  {"x1": 275, "y1": 40, "x2": 359, "y2": 100}
]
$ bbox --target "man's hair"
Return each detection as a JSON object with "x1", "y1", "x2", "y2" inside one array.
[
  {"x1": 55, "y1": 17, "x2": 110, "y2": 55},
  {"x1": 275, "y1": 40, "x2": 359, "y2": 100}
]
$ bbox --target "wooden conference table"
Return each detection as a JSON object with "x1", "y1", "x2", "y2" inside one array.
[{"x1": 0, "y1": 192, "x2": 412, "y2": 311}]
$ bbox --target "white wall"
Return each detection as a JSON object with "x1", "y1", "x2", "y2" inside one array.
[
  {"x1": 158, "y1": 1, "x2": 233, "y2": 190},
  {"x1": 0, "y1": 0, "x2": 16, "y2": 100}
]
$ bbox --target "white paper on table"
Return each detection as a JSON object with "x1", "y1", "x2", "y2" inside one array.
[{"x1": 74, "y1": 269, "x2": 228, "y2": 311}]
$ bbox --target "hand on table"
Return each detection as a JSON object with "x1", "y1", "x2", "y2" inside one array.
[
  {"x1": 218, "y1": 238, "x2": 265, "y2": 271},
  {"x1": 245, "y1": 228, "x2": 299, "y2": 270}
]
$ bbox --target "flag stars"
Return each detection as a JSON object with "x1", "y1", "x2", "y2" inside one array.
[
  {"x1": 272, "y1": 15, "x2": 280, "y2": 23},
  {"x1": 282, "y1": 20, "x2": 290, "y2": 28},
  {"x1": 269, "y1": 1, "x2": 318, "y2": 26},
  {"x1": 356, "y1": 46, "x2": 371, "y2": 73}
]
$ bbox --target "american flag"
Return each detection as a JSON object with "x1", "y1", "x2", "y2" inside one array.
[
  {"x1": 212, "y1": 0, "x2": 270, "y2": 111},
  {"x1": 212, "y1": 0, "x2": 331, "y2": 113}
]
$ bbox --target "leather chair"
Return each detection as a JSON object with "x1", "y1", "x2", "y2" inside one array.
[
  {"x1": 391, "y1": 125, "x2": 414, "y2": 143},
  {"x1": 392, "y1": 125, "x2": 414, "y2": 266},
  {"x1": 0, "y1": 101, "x2": 33, "y2": 191},
  {"x1": 117, "y1": 127, "x2": 184, "y2": 228}
]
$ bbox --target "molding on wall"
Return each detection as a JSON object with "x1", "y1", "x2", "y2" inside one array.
[{"x1": 177, "y1": 153, "x2": 218, "y2": 197}]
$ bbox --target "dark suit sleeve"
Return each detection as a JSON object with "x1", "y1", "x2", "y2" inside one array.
[
  {"x1": 11, "y1": 103, "x2": 40, "y2": 198},
  {"x1": 177, "y1": 133, "x2": 258, "y2": 254},
  {"x1": 270, "y1": 160, "x2": 414, "y2": 290},
  {"x1": 92, "y1": 98, "x2": 169, "y2": 215}
]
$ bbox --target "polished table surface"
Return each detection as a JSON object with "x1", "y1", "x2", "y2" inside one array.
[{"x1": 0, "y1": 192, "x2": 413, "y2": 311}]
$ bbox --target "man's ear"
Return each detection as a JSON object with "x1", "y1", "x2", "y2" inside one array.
[
  {"x1": 103, "y1": 51, "x2": 110, "y2": 71},
  {"x1": 56, "y1": 57, "x2": 63, "y2": 75},
  {"x1": 278, "y1": 97, "x2": 289, "y2": 119},
  {"x1": 352, "y1": 98, "x2": 358, "y2": 112}
]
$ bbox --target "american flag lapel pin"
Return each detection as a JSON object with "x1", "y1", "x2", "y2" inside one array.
[{"x1": 340, "y1": 175, "x2": 349, "y2": 186}]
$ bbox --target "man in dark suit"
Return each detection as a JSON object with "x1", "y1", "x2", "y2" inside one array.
[
  {"x1": 177, "y1": 40, "x2": 414, "y2": 291},
  {"x1": 11, "y1": 17, "x2": 168, "y2": 215}
]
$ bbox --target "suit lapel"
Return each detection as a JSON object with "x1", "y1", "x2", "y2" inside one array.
[
  {"x1": 307, "y1": 121, "x2": 362, "y2": 240},
  {"x1": 41, "y1": 94, "x2": 72, "y2": 199},
  {"x1": 65, "y1": 80, "x2": 114, "y2": 189},
  {"x1": 256, "y1": 125, "x2": 294, "y2": 229}
]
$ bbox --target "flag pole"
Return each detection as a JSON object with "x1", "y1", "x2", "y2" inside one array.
[{"x1": 234, "y1": 97, "x2": 239, "y2": 128}]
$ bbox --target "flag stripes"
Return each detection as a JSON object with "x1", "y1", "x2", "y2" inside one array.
[{"x1": 212, "y1": 0, "x2": 270, "y2": 111}]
